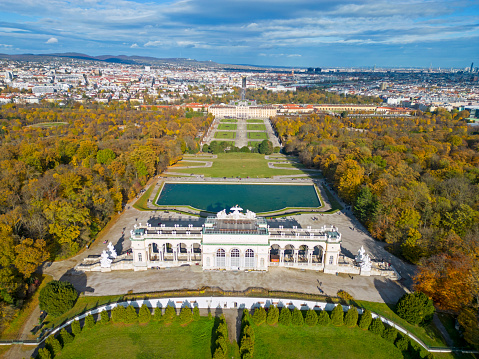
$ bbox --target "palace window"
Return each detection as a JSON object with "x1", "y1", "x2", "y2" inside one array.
[
  {"x1": 329, "y1": 255, "x2": 334, "y2": 265},
  {"x1": 216, "y1": 248, "x2": 226, "y2": 268},
  {"x1": 245, "y1": 249, "x2": 254, "y2": 269},
  {"x1": 138, "y1": 253, "x2": 142, "y2": 262}
]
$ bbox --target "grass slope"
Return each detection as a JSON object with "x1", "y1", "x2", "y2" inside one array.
[
  {"x1": 168, "y1": 153, "x2": 311, "y2": 178},
  {"x1": 253, "y1": 324, "x2": 403, "y2": 359},
  {"x1": 58, "y1": 319, "x2": 214, "y2": 359}
]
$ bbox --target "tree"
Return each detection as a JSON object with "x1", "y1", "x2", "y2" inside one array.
[
  {"x1": 395, "y1": 292, "x2": 435, "y2": 325},
  {"x1": 317, "y1": 310, "x2": 330, "y2": 325},
  {"x1": 71, "y1": 319, "x2": 81, "y2": 336},
  {"x1": 111, "y1": 305, "x2": 127, "y2": 323},
  {"x1": 45, "y1": 335, "x2": 62, "y2": 356},
  {"x1": 125, "y1": 305, "x2": 138, "y2": 323},
  {"x1": 59, "y1": 328, "x2": 73, "y2": 345},
  {"x1": 253, "y1": 307, "x2": 267, "y2": 325},
  {"x1": 457, "y1": 307, "x2": 479, "y2": 346},
  {"x1": 331, "y1": 305, "x2": 344, "y2": 326},
  {"x1": 383, "y1": 327, "x2": 398, "y2": 343},
  {"x1": 84, "y1": 314, "x2": 95, "y2": 329},
  {"x1": 193, "y1": 306, "x2": 200, "y2": 321},
  {"x1": 179, "y1": 306, "x2": 193, "y2": 325},
  {"x1": 266, "y1": 305, "x2": 279, "y2": 325},
  {"x1": 258, "y1": 140, "x2": 273, "y2": 155},
  {"x1": 96, "y1": 148, "x2": 116, "y2": 165},
  {"x1": 153, "y1": 307, "x2": 162, "y2": 321},
  {"x1": 344, "y1": 307, "x2": 359, "y2": 327},
  {"x1": 37, "y1": 347, "x2": 52, "y2": 359},
  {"x1": 369, "y1": 317, "x2": 385, "y2": 336},
  {"x1": 395, "y1": 336, "x2": 410, "y2": 351},
  {"x1": 291, "y1": 308, "x2": 304, "y2": 326},
  {"x1": 99, "y1": 310, "x2": 110, "y2": 325},
  {"x1": 138, "y1": 304, "x2": 151, "y2": 323},
  {"x1": 305, "y1": 309, "x2": 318, "y2": 326},
  {"x1": 39, "y1": 280, "x2": 78, "y2": 317},
  {"x1": 358, "y1": 309, "x2": 372, "y2": 329},
  {"x1": 278, "y1": 307, "x2": 292, "y2": 326},
  {"x1": 14, "y1": 238, "x2": 49, "y2": 278},
  {"x1": 164, "y1": 305, "x2": 176, "y2": 323},
  {"x1": 354, "y1": 187, "x2": 377, "y2": 224}
]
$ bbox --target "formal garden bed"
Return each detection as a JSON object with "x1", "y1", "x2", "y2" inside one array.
[
  {"x1": 218, "y1": 123, "x2": 238, "y2": 130},
  {"x1": 247, "y1": 132, "x2": 268, "y2": 140},
  {"x1": 214, "y1": 132, "x2": 236, "y2": 139},
  {"x1": 246, "y1": 124, "x2": 266, "y2": 131}
]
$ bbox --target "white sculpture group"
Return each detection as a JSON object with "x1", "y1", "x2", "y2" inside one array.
[
  {"x1": 355, "y1": 246, "x2": 372, "y2": 272},
  {"x1": 216, "y1": 206, "x2": 257, "y2": 220},
  {"x1": 100, "y1": 242, "x2": 118, "y2": 268}
]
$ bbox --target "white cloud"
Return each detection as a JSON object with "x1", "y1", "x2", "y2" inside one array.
[
  {"x1": 130, "y1": 43, "x2": 139, "y2": 48},
  {"x1": 46, "y1": 37, "x2": 58, "y2": 44}
]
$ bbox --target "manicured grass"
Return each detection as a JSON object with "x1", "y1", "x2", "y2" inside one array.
[
  {"x1": 168, "y1": 153, "x2": 311, "y2": 178},
  {"x1": 58, "y1": 318, "x2": 214, "y2": 359},
  {"x1": 437, "y1": 312, "x2": 469, "y2": 347},
  {"x1": 170, "y1": 161, "x2": 208, "y2": 167},
  {"x1": 253, "y1": 324, "x2": 403, "y2": 359},
  {"x1": 1, "y1": 275, "x2": 53, "y2": 340},
  {"x1": 356, "y1": 300, "x2": 447, "y2": 347},
  {"x1": 247, "y1": 124, "x2": 266, "y2": 131},
  {"x1": 218, "y1": 123, "x2": 237, "y2": 130},
  {"x1": 248, "y1": 141, "x2": 261, "y2": 147},
  {"x1": 246, "y1": 119, "x2": 264, "y2": 123},
  {"x1": 247, "y1": 132, "x2": 268, "y2": 140},
  {"x1": 220, "y1": 119, "x2": 238, "y2": 123},
  {"x1": 269, "y1": 162, "x2": 306, "y2": 169},
  {"x1": 133, "y1": 183, "x2": 156, "y2": 211},
  {"x1": 321, "y1": 185, "x2": 344, "y2": 211},
  {"x1": 214, "y1": 131, "x2": 236, "y2": 139}
]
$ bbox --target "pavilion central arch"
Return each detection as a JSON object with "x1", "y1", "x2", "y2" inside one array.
[{"x1": 130, "y1": 206, "x2": 341, "y2": 274}]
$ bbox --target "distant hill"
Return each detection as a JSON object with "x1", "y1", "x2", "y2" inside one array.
[{"x1": 0, "y1": 52, "x2": 279, "y2": 70}]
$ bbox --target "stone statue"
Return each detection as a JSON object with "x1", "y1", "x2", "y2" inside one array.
[
  {"x1": 245, "y1": 210, "x2": 256, "y2": 219},
  {"x1": 360, "y1": 253, "x2": 372, "y2": 272},
  {"x1": 355, "y1": 246, "x2": 365, "y2": 263},
  {"x1": 107, "y1": 242, "x2": 117, "y2": 259},
  {"x1": 216, "y1": 209, "x2": 227, "y2": 219},
  {"x1": 100, "y1": 250, "x2": 112, "y2": 268}
]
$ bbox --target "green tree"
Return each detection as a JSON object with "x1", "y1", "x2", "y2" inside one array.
[
  {"x1": 253, "y1": 307, "x2": 267, "y2": 325},
  {"x1": 153, "y1": 307, "x2": 162, "y2": 321},
  {"x1": 125, "y1": 305, "x2": 138, "y2": 323},
  {"x1": 96, "y1": 148, "x2": 116, "y2": 165},
  {"x1": 37, "y1": 347, "x2": 52, "y2": 359},
  {"x1": 354, "y1": 187, "x2": 377, "y2": 223},
  {"x1": 59, "y1": 328, "x2": 73, "y2": 345},
  {"x1": 369, "y1": 317, "x2": 385, "y2": 336},
  {"x1": 193, "y1": 306, "x2": 200, "y2": 321},
  {"x1": 344, "y1": 307, "x2": 359, "y2": 327},
  {"x1": 383, "y1": 327, "x2": 398, "y2": 342},
  {"x1": 266, "y1": 305, "x2": 279, "y2": 325},
  {"x1": 39, "y1": 280, "x2": 78, "y2": 317},
  {"x1": 138, "y1": 304, "x2": 151, "y2": 323},
  {"x1": 395, "y1": 336, "x2": 410, "y2": 351},
  {"x1": 71, "y1": 319, "x2": 81, "y2": 336},
  {"x1": 278, "y1": 307, "x2": 292, "y2": 326},
  {"x1": 84, "y1": 314, "x2": 95, "y2": 329},
  {"x1": 358, "y1": 309, "x2": 372, "y2": 329},
  {"x1": 111, "y1": 305, "x2": 127, "y2": 323},
  {"x1": 291, "y1": 308, "x2": 304, "y2": 326},
  {"x1": 164, "y1": 305, "x2": 176, "y2": 324},
  {"x1": 179, "y1": 306, "x2": 193, "y2": 325},
  {"x1": 317, "y1": 310, "x2": 330, "y2": 325},
  {"x1": 305, "y1": 309, "x2": 318, "y2": 326},
  {"x1": 45, "y1": 335, "x2": 62, "y2": 356},
  {"x1": 99, "y1": 310, "x2": 110, "y2": 325},
  {"x1": 395, "y1": 292, "x2": 435, "y2": 325},
  {"x1": 258, "y1": 140, "x2": 273, "y2": 155},
  {"x1": 331, "y1": 305, "x2": 344, "y2": 326}
]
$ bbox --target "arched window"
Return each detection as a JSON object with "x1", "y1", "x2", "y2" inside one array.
[
  {"x1": 216, "y1": 248, "x2": 226, "y2": 268},
  {"x1": 230, "y1": 248, "x2": 240, "y2": 269},
  {"x1": 245, "y1": 249, "x2": 254, "y2": 269}
]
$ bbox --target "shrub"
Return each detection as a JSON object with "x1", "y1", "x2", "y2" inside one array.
[
  {"x1": 111, "y1": 305, "x2": 127, "y2": 323},
  {"x1": 396, "y1": 292, "x2": 435, "y2": 325},
  {"x1": 71, "y1": 319, "x2": 81, "y2": 336},
  {"x1": 45, "y1": 335, "x2": 62, "y2": 356},
  {"x1": 59, "y1": 328, "x2": 73, "y2": 345},
  {"x1": 216, "y1": 335, "x2": 229, "y2": 355},
  {"x1": 305, "y1": 309, "x2": 317, "y2": 326},
  {"x1": 369, "y1": 317, "x2": 385, "y2": 336},
  {"x1": 395, "y1": 336, "x2": 410, "y2": 351},
  {"x1": 39, "y1": 280, "x2": 78, "y2": 317},
  {"x1": 125, "y1": 305, "x2": 138, "y2": 323},
  {"x1": 337, "y1": 290, "x2": 354, "y2": 304},
  {"x1": 278, "y1": 307, "x2": 292, "y2": 326},
  {"x1": 253, "y1": 307, "x2": 267, "y2": 326},
  {"x1": 344, "y1": 307, "x2": 359, "y2": 327},
  {"x1": 266, "y1": 305, "x2": 279, "y2": 325},
  {"x1": 240, "y1": 334, "x2": 254, "y2": 358},
  {"x1": 99, "y1": 310, "x2": 110, "y2": 324},
  {"x1": 84, "y1": 314, "x2": 95, "y2": 329},
  {"x1": 213, "y1": 346, "x2": 225, "y2": 359},
  {"x1": 153, "y1": 307, "x2": 162, "y2": 321},
  {"x1": 331, "y1": 305, "x2": 344, "y2": 326},
  {"x1": 291, "y1": 308, "x2": 304, "y2": 326},
  {"x1": 193, "y1": 306, "x2": 200, "y2": 321},
  {"x1": 37, "y1": 347, "x2": 52, "y2": 359},
  {"x1": 383, "y1": 327, "x2": 398, "y2": 342},
  {"x1": 317, "y1": 310, "x2": 330, "y2": 325},
  {"x1": 164, "y1": 305, "x2": 176, "y2": 323},
  {"x1": 358, "y1": 309, "x2": 372, "y2": 329},
  {"x1": 243, "y1": 325, "x2": 255, "y2": 342},
  {"x1": 179, "y1": 307, "x2": 193, "y2": 325},
  {"x1": 138, "y1": 304, "x2": 152, "y2": 323}
]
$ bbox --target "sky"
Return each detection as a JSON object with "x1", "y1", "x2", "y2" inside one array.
[{"x1": 0, "y1": 0, "x2": 478, "y2": 68}]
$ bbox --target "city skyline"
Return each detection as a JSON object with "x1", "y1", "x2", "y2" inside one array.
[{"x1": 0, "y1": 0, "x2": 478, "y2": 68}]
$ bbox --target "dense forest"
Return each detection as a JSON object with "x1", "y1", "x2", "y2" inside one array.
[
  {"x1": 272, "y1": 110, "x2": 479, "y2": 344},
  {"x1": 0, "y1": 102, "x2": 212, "y2": 327}
]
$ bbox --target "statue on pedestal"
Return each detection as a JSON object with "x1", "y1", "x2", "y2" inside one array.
[
  {"x1": 360, "y1": 253, "x2": 372, "y2": 272},
  {"x1": 107, "y1": 242, "x2": 117, "y2": 259},
  {"x1": 100, "y1": 250, "x2": 112, "y2": 268},
  {"x1": 355, "y1": 246, "x2": 366, "y2": 263}
]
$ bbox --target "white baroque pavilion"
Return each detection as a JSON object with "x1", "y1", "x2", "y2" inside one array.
[{"x1": 130, "y1": 206, "x2": 341, "y2": 273}]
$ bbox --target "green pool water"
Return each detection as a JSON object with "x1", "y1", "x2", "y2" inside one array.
[{"x1": 156, "y1": 183, "x2": 320, "y2": 213}]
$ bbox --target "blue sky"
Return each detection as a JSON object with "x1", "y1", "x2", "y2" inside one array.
[{"x1": 0, "y1": 0, "x2": 478, "y2": 67}]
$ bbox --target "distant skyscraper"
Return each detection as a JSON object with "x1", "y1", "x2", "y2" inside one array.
[
  {"x1": 470, "y1": 62, "x2": 474, "y2": 73},
  {"x1": 241, "y1": 76, "x2": 246, "y2": 101}
]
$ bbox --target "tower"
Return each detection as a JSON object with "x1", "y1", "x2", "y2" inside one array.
[{"x1": 241, "y1": 76, "x2": 246, "y2": 101}]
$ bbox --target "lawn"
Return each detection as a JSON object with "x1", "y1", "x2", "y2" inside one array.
[
  {"x1": 246, "y1": 119, "x2": 264, "y2": 123},
  {"x1": 248, "y1": 141, "x2": 262, "y2": 147},
  {"x1": 218, "y1": 123, "x2": 237, "y2": 130},
  {"x1": 220, "y1": 119, "x2": 238, "y2": 123},
  {"x1": 58, "y1": 318, "x2": 214, "y2": 359},
  {"x1": 253, "y1": 324, "x2": 403, "y2": 359},
  {"x1": 247, "y1": 132, "x2": 268, "y2": 140},
  {"x1": 214, "y1": 131, "x2": 236, "y2": 139},
  {"x1": 167, "y1": 153, "x2": 311, "y2": 178},
  {"x1": 133, "y1": 183, "x2": 156, "y2": 211},
  {"x1": 247, "y1": 124, "x2": 266, "y2": 131}
]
